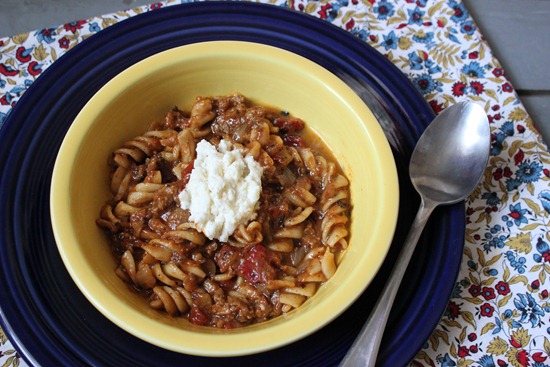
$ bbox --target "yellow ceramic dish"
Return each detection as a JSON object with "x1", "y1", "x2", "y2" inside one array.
[{"x1": 50, "y1": 41, "x2": 398, "y2": 357}]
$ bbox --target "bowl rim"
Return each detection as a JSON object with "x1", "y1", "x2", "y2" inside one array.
[{"x1": 50, "y1": 40, "x2": 399, "y2": 357}]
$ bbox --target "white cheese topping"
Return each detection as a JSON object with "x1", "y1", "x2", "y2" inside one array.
[{"x1": 178, "y1": 139, "x2": 263, "y2": 242}]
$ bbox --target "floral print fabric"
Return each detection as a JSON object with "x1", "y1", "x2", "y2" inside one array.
[{"x1": 1, "y1": 1, "x2": 549, "y2": 366}]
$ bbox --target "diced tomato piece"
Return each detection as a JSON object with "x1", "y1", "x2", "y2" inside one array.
[
  {"x1": 189, "y1": 306, "x2": 208, "y2": 325},
  {"x1": 283, "y1": 134, "x2": 305, "y2": 148},
  {"x1": 238, "y1": 245, "x2": 276, "y2": 284},
  {"x1": 178, "y1": 161, "x2": 195, "y2": 189},
  {"x1": 273, "y1": 117, "x2": 305, "y2": 134}
]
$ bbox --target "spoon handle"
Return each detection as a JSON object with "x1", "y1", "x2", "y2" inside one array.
[{"x1": 339, "y1": 197, "x2": 437, "y2": 367}]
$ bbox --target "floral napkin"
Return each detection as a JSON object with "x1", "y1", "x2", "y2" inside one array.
[{"x1": 1, "y1": 1, "x2": 549, "y2": 366}]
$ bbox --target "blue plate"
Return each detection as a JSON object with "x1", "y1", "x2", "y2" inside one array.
[{"x1": 0, "y1": 2, "x2": 464, "y2": 366}]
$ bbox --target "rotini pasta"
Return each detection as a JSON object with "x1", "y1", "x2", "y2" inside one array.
[{"x1": 96, "y1": 93, "x2": 351, "y2": 328}]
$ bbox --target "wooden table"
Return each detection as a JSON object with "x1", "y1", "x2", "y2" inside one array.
[{"x1": 463, "y1": 0, "x2": 550, "y2": 145}]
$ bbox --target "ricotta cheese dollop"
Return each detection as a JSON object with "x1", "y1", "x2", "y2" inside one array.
[{"x1": 178, "y1": 139, "x2": 264, "y2": 242}]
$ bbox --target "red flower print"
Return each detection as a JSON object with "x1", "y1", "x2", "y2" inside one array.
[
  {"x1": 480, "y1": 302, "x2": 494, "y2": 317},
  {"x1": 509, "y1": 211, "x2": 522, "y2": 221},
  {"x1": 488, "y1": 113, "x2": 501, "y2": 124},
  {"x1": 502, "y1": 82, "x2": 513, "y2": 93},
  {"x1": 469, "y1": 284, "x2": 481, "y2": 297},
  {"x1": 458, "y1": 345, "x2": 470, "y2": 358},
  {"x1": 468, "y1": 333, "x2": 477, "y2": 341},
  {"x1": 0, "y1": 63, "x2": 19, "y2": 76},
  {"x1": 429, "y1": 99, "x2": 444, "y2": 114},
  {"x1": 63, "y1": 20, "x2": 85, "y2": 33},
  {"x1": 446, "y1": 301, "x2": 460, "y2": 319},
  {"x1": 0, "y1": 94, "x2": 11, "y2": 105},
  {"x1": 504, "y1": 167, "x2": 513, "y2": 177},
  {"x1": 469, "y1": 51, "x2": 479, "y2": 59},
  {"x1": 481, "y1": 286, "x2": 496, "y2": 300},
  {"x1": 542, "y1": 290, "x2": 549, "y2": 298},
  {"x1": 510, "y1": 335, "x2": 522, "y2": 348},
  {"x1": 58, "y1": 36, "x2": 70, "y2": 49},
  {"x1": 318, "y1": 4, "x2": 332, "y2": 19},
  {"x1": 531, "y1": 279, "x2": 540, "y2": 290},
  {"x1": 533, "y1": 352, "x2": 548, "y2": 363},
  {"x1": 517, "y1": 349, "x2": 529, "y2": 367},
  {"x1": 346, "y1": 18, "x2": 355, "y2": 30},
  {"x1": 452, "y1": 81, "x2": 466, "y2": 96},
  {"x1": 453, "y1": 7, "x2": 464, "y2": 19},
  {"x1": 492, "y1": 68, "x2": 505, "y2": 77},
  {"x1": 514, "y1": 149, "x2": 525, "y2": 165},
  {"x1": 497, "y1": 359, "x2": 509, "y2": 367},
  {"x1": 493, "y1": 167, "x2": 503, "y2": 180},
  {"x1": 495, "y1": 281, "x2": 510, "y2": 295},
  {"x1": 517, "y1": 125, "x2": 526, "y2": 133},
  {"x1": 15, "y1": 46, "x2": 32, "y2": 63},
  {"x1": 470, "y1": 81, "x2": 484, "y2": 95},
  {"x1": 27, "y1": 61, "x2": 42, "y2": 76},
  {"x1": 149, "y1": 2, "x2": 163, "y2": 9}
]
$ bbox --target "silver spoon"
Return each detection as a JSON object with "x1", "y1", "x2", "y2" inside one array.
[{"x1": 340, "y1": 101, "x2": 490, "y2": 367}]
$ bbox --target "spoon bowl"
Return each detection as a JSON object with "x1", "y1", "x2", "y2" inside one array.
[
  {"x1": 411, "y1": 102, "x2": 491, "y2": 204},
  {"x1": 340, "y1": 101, "x2": 490, "y2": 367}
]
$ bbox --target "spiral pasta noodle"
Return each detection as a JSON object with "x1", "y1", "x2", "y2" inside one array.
[{"x1": 97, "y1": 93, "x2": 351, "y2": 328}]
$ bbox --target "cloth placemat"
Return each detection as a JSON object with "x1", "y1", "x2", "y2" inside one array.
[{"x1": 1, "y1": 1, "x2": 549, "y2": 366}]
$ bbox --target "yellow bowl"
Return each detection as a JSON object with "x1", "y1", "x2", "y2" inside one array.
[{"x1": 50, "y1": 41, "x2": 399, "y2": 357}]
